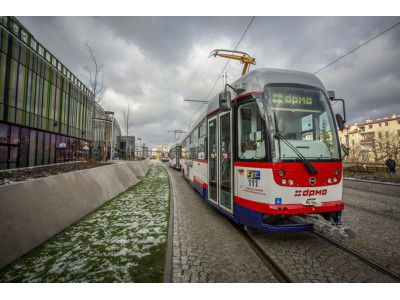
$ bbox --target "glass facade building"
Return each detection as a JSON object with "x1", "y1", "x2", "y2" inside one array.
[
  {"x1": 117, "y1": 136, "x2": 136, "y2": 159},
  {"x1": 0, "y1": 16, "x2": 121, "y2": 170},
  {"x1": 93, "y1": 103, "x2": 121, "y2": 161}
]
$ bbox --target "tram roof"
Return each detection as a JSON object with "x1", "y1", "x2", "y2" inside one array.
[
  {"x1": 207, "y1": 68, "x2": 326, "y2": 114},
  {"x1": 183, "y1": 68, "x2": 327, "y2": 139}
]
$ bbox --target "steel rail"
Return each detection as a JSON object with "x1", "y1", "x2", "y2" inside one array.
[
  {"x1": 234, "y1": 224, "x2": 293, "y2": 283},
  {"x1": 345, "y1": 203, "x2": 400, "y2": 221},
  {"x1": 313, "y1": 231, "x2": 400, "y2": 282}
]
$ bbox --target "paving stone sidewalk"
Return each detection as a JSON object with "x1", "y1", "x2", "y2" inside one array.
[{"x1": 163, "y1": 165, "x2": 277, "y2": 283}]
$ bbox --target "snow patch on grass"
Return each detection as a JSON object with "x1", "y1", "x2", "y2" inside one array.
[{"x1": 0, "y1": 163, "x2": 170, "y2": 282}]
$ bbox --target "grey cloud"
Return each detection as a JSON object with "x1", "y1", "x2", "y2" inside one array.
[{"x1": 16, "y1": 16, "x2": 400, "y2": 148}]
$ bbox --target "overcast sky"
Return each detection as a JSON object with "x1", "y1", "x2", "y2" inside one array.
[{"x1": 10, "y1": 7, "x2": 400, "y2": 149}]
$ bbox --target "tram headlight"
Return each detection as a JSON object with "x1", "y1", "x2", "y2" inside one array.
[
  {"x1": 335, "y1": 168, "x2": 340, "y2": 175},
  {"x1": 328, "y1": 178, "x2": 333, "y2": 184},
  {"x1": 281, "y1": 179, "x2": 287, "y2": 185},
  {"x1": 333, "y1": 177, "x2": 338, "y2": 183},
  {"x1": 288, "y1": 179, "x2": 294, "y2": 186},
  {"x1": 278, "y1": 169, "x2": 286, "y2": 177}
]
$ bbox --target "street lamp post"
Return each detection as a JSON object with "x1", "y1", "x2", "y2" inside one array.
[{"x1": 105, "y1": 111, "x2": 114, "y2": 160}]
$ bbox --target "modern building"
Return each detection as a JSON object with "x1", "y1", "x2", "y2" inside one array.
[
  {"x1": 141, "y1": 143, "x2": 149, "y2": 159},
  {"x1": 117, "y1": 136, "x2": 135, "y2": 159},
  {"x1": 92, "y1": 103, "x2": 121, "y2": 161},
  {"x1": 338, "y1": 114, "x2": 400, "y2": 163},
  {"x1": 0, "y1": 16, "x2": 121, "y2": 170}
]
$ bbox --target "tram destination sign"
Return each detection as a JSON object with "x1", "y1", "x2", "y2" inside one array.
[{"x1": 269, "y1": 89, "x2": 320, "y2": 110}]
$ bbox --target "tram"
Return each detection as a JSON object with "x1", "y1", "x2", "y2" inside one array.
[
  {"x1": 178, "y1": 67, "x2": 355, "y2": 237},
  {"x1": 168, "y1": 142, "x2": 182, "y2": 170}
]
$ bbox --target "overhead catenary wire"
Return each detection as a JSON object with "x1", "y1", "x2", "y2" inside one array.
[
  {"x1": 185, "y1": 16, "x2": 256, "y2": 130},
  {"x1": 182, "y1": 18, "x2": 400, "y2": 137},
  {"x1": 205, "y1": 16, "x2": 256, "y2": 101},
  {"x1": 313, "y1": 19, "x2": 400, "y2": 75}
]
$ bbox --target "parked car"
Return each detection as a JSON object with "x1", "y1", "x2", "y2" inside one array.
[{"x1": 161, "y1": 156, "x2": 169, "y2": 162}]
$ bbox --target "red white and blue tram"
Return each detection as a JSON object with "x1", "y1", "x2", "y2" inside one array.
[
  {"x1": 168, "y1": 142, "x2": 182, "y2": 171},
  {"x1": 177, "y1": 68, "x2": 354, "y2": 237}
]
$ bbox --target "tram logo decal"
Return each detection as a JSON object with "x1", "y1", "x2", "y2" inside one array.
[
  {"x1": 295, "y1": 189, "x2": 327, "y2": 197},
  {"x1": 247, "y1": 170, "x2": 260, "y2": 187}
]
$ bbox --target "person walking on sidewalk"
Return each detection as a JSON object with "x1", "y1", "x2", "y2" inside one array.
[{"x1": 385, "y1": 156, "x2": 397, "y2": 174}]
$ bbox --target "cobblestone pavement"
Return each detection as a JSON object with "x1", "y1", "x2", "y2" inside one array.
[
  {"x1": 339, "y1": 187, "x2": 400, "y2": 274},
  {"x1": 250, "y1": 230, "x2": 396, "y2": 282},
  {"x1": 163, "y1": 165, "x2": 278, "y2": 283},
  {"x1": 248, "y1": 186, "x2": 399, "y2": 282}
]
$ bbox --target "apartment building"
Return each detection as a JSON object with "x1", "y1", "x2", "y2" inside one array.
[{"x1": 338, "y1": 114, "x2": 400, "y2": 163}]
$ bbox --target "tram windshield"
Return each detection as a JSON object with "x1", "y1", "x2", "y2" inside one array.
[{"x1": 265, "y1": 85, "x2": 340, "y2": 162}]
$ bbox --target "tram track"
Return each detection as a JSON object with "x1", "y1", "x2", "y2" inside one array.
[
  {"x1": 236, "y1": 215, "x2": 399, "y2": 282},
  {"x1": 234, "y1": 224, "x2": 292, "y2": 283},
  {"x1": 242, "y1": 226, "x2": 399, "y2": 282},
  {"x1": 345, "y1": 203, "x2": 400, "y2": 221},
  {"x1": 292, "y1": 209, "x2": 400, "y2": 281},
  {"x1": 312, "y1": 231, "x2": 400, "y2": 282}
]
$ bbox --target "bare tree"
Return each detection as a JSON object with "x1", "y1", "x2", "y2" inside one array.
[
  {"x1": 84, "y1": 41, "x2": 106, "y2": 105},
  {"x1": 344, "y1": 140, "x2": 373, "y2": 168},
  {"x1": 84, "y1": 41, "x2": 106, "y2": 160},
  {"x1": 122, "y1": 99, "x2": 134, "y2": 136},
  {"x1": 122, "y1": 99, "x2": 134, "y2": 158},
  {"x1": 373, "y1": 129, "x2": 400, "y2": 163}
]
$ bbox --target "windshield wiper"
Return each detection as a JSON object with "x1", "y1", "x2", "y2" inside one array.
[
  {"x1": 273, "y1": 132, "x2": 318, "y2": 176},
  {"x1": 272, "y1": 111, "x2": 318, "y2": 175}
]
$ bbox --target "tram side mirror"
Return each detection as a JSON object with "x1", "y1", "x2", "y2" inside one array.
[
  {"x1": 327, "y1": 90, "x2": 335, "y2": 100},
  {"x1": 341, "y1": 143, "x2": 349, "y2": 157},
  {"x1": 219, "y1": 91, "x2": 231, "y2": 111},
  {"x1": 336, "y1": 114, "x2": 345, "y2": 131}
]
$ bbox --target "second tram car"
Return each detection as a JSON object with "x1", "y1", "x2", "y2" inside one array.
[
  {"x1": 168, "y1": 143, "x2": 182, "y2": 170},
  {"x1": 177, "y1": 68, "x2": 354, "y2": 237}
]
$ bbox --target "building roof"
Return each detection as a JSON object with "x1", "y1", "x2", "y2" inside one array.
[{"x1": 345, "y1": 114, "x2": 400, "y2": 129}]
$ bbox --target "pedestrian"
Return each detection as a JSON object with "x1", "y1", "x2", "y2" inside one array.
[{"x1": 385, "y1": 156, "x2": 397, "y2": 174}]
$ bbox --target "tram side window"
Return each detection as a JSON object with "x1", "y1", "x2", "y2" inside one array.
[
  {"x1": 189, "y1": 133, "x2": 198, "y2": 159},
  {"x1": 198, "y1": 121, "x2": 207, "y2": 159},
  {"x1": 238, "y1": 102, "x2": 265, "y2": 160},
  {"x1": 181, "y1": 139, "x2": 188, "y2": 159}
]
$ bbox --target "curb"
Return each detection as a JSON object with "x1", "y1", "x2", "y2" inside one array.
[{"x1": 343, "y1": 178, "x2": 400, "y2": 197}]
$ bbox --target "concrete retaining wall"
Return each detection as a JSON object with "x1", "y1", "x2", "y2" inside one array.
[
  {"x1": 0, "y1": 160, "x2": 151, "y2": 270},
  {"x1": 124, "y1": 160, "x2": 152, "y2": 177},
  {"x1": 343, "y1": 178, "x2": 400, "y2": 197}
]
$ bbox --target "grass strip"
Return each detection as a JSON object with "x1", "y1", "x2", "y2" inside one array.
[{"x1": 0, "y1": 163, "x2": 170, "y2": 283}]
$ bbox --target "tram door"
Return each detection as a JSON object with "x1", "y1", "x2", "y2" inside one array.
[{"x1": 208, "y1": 112, "x2": 233, "y2": 214}]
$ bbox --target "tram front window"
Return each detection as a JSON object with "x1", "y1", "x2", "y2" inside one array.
[{"x1": 266, "y1": 85, "x2": 340, "y2": 162}]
